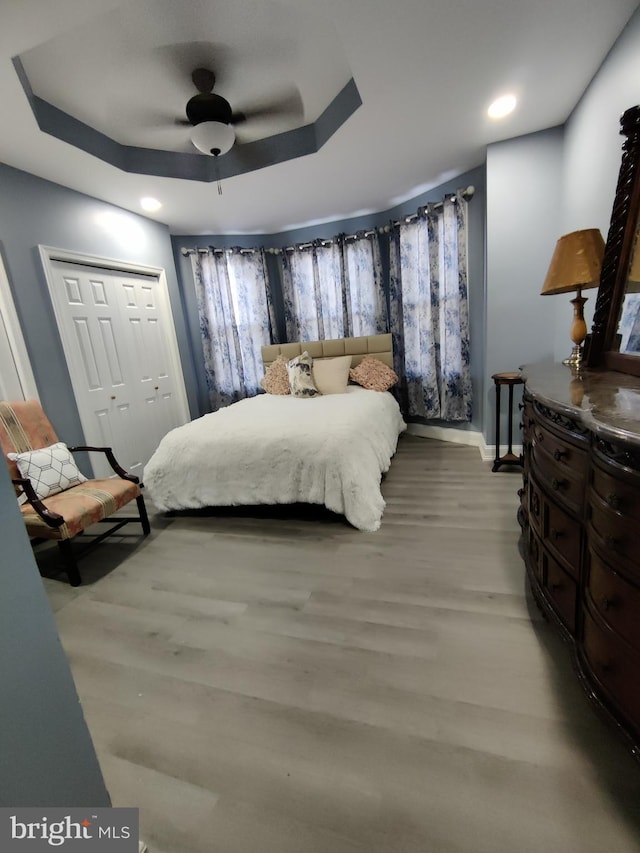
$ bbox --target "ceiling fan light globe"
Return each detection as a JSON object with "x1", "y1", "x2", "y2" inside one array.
[{"x1": 191, "y1": 121, "x2": 235, "y2": 156}]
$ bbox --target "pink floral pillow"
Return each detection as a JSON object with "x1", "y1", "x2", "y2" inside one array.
[
  {"x1": 260, "y1": 355, "x2": 291, "y2": 395},
  {"x1": 349, "y1": 356, "x2": 399, "y2": 392}
]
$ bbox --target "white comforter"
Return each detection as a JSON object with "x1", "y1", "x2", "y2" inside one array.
[{"x1": 144, "y1": 386, "x2": 406, "y2": 531}]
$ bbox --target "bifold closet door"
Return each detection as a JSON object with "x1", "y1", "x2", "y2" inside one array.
[{"x1": 49, "y1": 260, "x2": 187, "y2": 479}]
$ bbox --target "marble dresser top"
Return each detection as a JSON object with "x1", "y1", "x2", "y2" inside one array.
[{"x1": 520, "y1": 362, "x2": 640, "y2": 446}]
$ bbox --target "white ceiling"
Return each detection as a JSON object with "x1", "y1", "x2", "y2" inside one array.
[{"x1": 1, "y1": 0, "x2": 638, "y2": 235}]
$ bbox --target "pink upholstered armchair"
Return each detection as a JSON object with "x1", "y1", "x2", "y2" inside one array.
[{"x1": 0, "y1": 399, "x2": 150, "y2": 586}]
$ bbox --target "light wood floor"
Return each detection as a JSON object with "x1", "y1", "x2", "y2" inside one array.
[{"x1": 42, "y1": 435, "x2": 640, "y2": 853}]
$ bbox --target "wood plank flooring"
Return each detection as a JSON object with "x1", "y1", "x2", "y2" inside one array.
[{"x1": 42, "y1": 435, "x2": 640, "y2": 853}]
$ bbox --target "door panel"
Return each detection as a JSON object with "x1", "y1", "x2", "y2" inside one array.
[
  {"x1": 48, "y1": 258, "x2": 188, "y2": 480},
  {"x1": 0, "y1": 252, "x2": 38, "y2": 401}
]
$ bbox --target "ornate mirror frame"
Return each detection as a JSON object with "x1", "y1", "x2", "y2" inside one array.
[{"x1": 586, "y1": 105, "x2": 640, "y2": 376}]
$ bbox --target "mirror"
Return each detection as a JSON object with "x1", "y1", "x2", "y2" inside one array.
[
  {"x1": 586, "y1": 105, "x2": 640, "y2": 376},
  {"x1": 613, "y1": 209, "x2": 640, "y2": 355}
]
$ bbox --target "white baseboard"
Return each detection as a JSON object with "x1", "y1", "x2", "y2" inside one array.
[{"x1": 405, "y1": 423, "x2": 521, "y2": 463}]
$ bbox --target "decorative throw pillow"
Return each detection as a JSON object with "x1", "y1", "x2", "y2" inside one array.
[
  {"x1": 260, "y1": 355, "x2": 291, "y2": 395},
  {"x1": 349, "y1": 356, "x2": 399, "y2": 392},
  {"x1": 8, "y1": 442, "x2": 87, "y2": 500},
  {"x1": 312, "y1": 355, "x2": 352, "y2": 394},
  {"x1": 286, "y1": 351, "x2": 319, "y2": 397}
]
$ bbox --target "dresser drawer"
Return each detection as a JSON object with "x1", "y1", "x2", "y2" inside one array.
[
  {"x1": 528, "y1": 476, "x2": 543, "y2": 536},
  {"x1": 528, "y1": 526, "x2": 543, "y2": 583},
  {"x1": 545, "y1": 500, "x2": 581, "y2": 571},
  {"x1": 522, "y1": 399, "x2": 535, "y2": 441},
  {"x1": 587, "y1": 550, "x2": 640, "y2": 650},
  {"x1": 582, "y1": 603, "x2": 640, "y2": 735},
  {"x1": 591, "y1": 462, "x2": 640, "y2": 522},
  {"x1": 530, "y1": 419, "x2": 588, "y2": 478},
  {"x1": 589, "y1": 492, "x2": 640, "y2": 568},
  {"x1": 544, "y1": 551, "x2": 577, "y2": 632},
  {"x1": 532, "y1": 441, "x2": 586, "y2": 516}
]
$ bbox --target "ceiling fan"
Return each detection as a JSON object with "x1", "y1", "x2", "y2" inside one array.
[{"x1": 179, "y1": 67, "x2": 301, "y2": 157}]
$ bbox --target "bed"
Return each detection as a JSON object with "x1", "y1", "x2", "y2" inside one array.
[{"x1": 143, "y1": 334, "x2": 406, "y2": 531}]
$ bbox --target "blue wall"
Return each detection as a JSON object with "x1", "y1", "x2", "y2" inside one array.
[
  {"x1": 482, "y1": 4, "x2": 640, "y2": 447},
  {"x1": 0, "y1": 459, "x2": 110, "y2": 807},
  {"x1": 172, "y1": 164, "x2": 487, "y2": 431},
  {"x1": 0, "y1": 163, "x2": 200, "y2": 442},
  {"x1": 485, "y1": 127, "x2": 564, "y2": 443}
]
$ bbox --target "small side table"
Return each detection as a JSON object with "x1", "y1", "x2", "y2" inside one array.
[{"x1": 491, "y1": 371, "x2": 524, "y2": 472}]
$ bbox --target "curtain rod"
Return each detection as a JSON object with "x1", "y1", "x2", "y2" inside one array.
[
  {"x1": 181, "y1": 246, "x2": 258, "y2": 257},
  {"x1": 391, "y1": 184, "x2": 475, "y2": 227},
  {"x1": 181, "y1": 185, "x2": 475, "y2": 257}
]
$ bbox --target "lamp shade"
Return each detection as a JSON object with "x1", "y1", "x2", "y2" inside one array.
[
  {"x1": 191, "y1": 121, "x2": 235, "y2": 157},
  {"x1": 540, "y1": 228, "x2": 605, "y2": 295}
]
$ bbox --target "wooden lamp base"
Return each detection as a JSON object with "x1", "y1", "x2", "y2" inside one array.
[{"x1": 562, "y1": 288, "x2": 588, "y2": 369}]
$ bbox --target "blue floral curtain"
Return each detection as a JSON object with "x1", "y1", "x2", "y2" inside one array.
[
  {"x1": 343, "y1": 234, "x2": 387, "y2": 336},
  {"x1": 191, "y1": 248, "x2": 278, "y2": 410},
  {"x1": 389, "y1": 193, "x2": 472, "y2": 421},
  {"x1": 280, "y1": 232, "x2": 386, "y2": 340}
]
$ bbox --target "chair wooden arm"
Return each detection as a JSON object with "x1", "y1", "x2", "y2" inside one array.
[
  {"x1": 69, "y1": 446, "x2": 140, "y2": 484},
  {"x1": 12, "y1": 478, "x2": 65, "y2": 528}
]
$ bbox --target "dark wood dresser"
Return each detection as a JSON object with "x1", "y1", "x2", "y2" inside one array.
[{"x1": 520, "y1": 362, "x2": 640, "y2": 758}]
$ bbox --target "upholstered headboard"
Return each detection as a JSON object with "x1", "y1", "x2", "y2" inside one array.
[{"x1": 261, "y1": 333, "x2": 393, "y2": 369}]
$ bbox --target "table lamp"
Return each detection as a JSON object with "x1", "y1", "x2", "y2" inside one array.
[{"x1": 540, "y1": 228, "x2": 605, "y2": 368}]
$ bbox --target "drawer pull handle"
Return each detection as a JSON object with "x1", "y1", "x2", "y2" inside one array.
[
  {"x1": 551, "y1": 478, "x2": 567, "y2": 491},
  {"x1": 550, "y1": 580, "x2": 563, "y2": 592},
  {"x1": 549, "y1": 527, "x2": 563, "y2": 541},
  {"x1": 553, "y1": 449, "x2": 568, "y2": 461},
  {"x1": 606, "y1": 493, "x2": 621, "y2": 511},
  {"x1": 602, "y1": 597, "x2": 617, "y2": 611},
  {"x1": 536, "y1": 430, "x2": 544, "y2": 442},
  {"x1": 531, "y1": 494, "x2": 540, "y2": 517},
  {"x1": 528, "y1": 418, "x2": 535, "y2": 427}
]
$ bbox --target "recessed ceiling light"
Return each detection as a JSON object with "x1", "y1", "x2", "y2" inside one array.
[
  {"x1": 487, "y1": 95, "x2": 517, "y2": 119},
  {"x1": 140, "y1": 197, "x2": 162, "y2": 212}
]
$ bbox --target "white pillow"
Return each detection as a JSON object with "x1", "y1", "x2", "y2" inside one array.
[
  {"x1": 8, "y1": 442, "x2": 88, "y2": 499},
  {"x1": 312, "y1": 355, "x2": 352, "y2": 394}
]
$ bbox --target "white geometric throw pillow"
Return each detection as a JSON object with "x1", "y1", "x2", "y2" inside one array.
[
  {"x1": 286, "y1": 351, "x2": 319, "y2": 398},
  {"x1": 8, "y1": 442, "x2": 88, "y2": 500}
]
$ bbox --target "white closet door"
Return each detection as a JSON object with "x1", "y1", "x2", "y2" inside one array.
[
  {"x1": 48, "y1": 259, "x2": 188, "y2": 480},
  {"x1": 0, "y1": 253, "x2": 38, "y2": 401},
  {"x1": 110, "y1": 270, "x2": 182, "y2": 459},
  {"x1": 0, "y1": 310, "x2": 25, "y2": 400}
]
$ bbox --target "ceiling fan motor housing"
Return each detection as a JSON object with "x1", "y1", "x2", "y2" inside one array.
[{"x1": 186, "y1": 93, "x2": 233, "y2": 126}]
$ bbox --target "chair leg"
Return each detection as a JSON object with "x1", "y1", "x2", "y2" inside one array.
[
  {"x1": 137, "y1": 494, "x2": 151, "y2": 535},
  {"x1": 57, "y1": 540, "x2": 82, "y2": 587}
]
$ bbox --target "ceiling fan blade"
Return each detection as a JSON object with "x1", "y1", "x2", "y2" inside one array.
[{"x1": 231, "y1": 86, "x2": 303, "y2": 126}]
